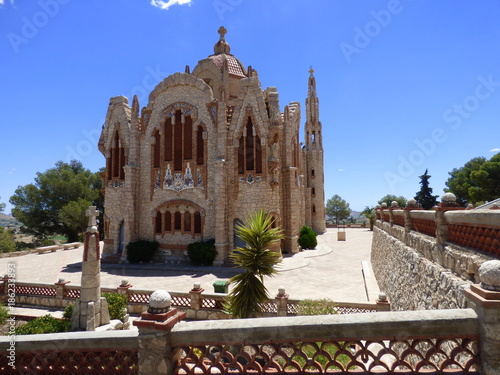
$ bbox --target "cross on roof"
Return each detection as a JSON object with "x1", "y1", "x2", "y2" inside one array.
[
  {"x1": 218, "y1": 26, "x2": 227, "y2": 41},
  {"x1": 86, "y1": 206, "x2": 99, "y2": 228}
]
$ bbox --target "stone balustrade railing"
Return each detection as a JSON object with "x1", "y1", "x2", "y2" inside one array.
[{"x1": 0, "y1": 278, "x2": 390, "y2": 320}]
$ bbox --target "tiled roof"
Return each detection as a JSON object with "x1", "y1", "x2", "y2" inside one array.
[{"x1": 209, "y1": 54, "x2": 246, "y2": 77}]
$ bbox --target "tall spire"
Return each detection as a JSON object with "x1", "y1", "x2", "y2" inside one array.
[{"x1": 305, "y1": 68, "x2": 321, "y2": 149}]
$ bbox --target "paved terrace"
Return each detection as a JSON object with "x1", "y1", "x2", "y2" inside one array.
[{"x1": 1, "y1": 228, "x2": 379, "y2": 305}]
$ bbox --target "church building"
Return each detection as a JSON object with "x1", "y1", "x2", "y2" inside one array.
[{"x1": 98, "y1": 27, "x2": 326, "y2": 265}]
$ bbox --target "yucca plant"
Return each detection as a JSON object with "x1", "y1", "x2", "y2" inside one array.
[{"x1": 226, "y1": 210, "x2": 284, "y2": 319}]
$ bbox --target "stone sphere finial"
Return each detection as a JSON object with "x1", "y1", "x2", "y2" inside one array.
[
  {"x1": 391, "y1": 201, "x2": 399, "y2": 208},
  {"x1": 407, "y1": 198, "x2": 417, "y2": 206},
  {"x1": 278, "y1": 286, "x2": 286, "y2": 296},
  {"x1": 478, "y1": 260, "x2": 500, "y2": 292},
  {"x1": 121, "y1": 279, "x2": 129, "y2": 287},
  {"x1": 58, "y1": 278, "x2": 65, "y2": 284},
  {"x1": 193, "y1": 282, "x2": 201, "y2": 290},
  {"x1": 381, "y1": 203, "x2": 388, "y2": 208},
  {"x1": 378, "y1": 292, "x2": 387, "y2": 302},
  {"x1": 441, "y1": 192, "x2": 457, "y2": 204},
  {"x1": 376, "y1": 205, "x2": 381, "y2": 209},
  {"x1": 148, "y1": 290, "x2": 172, "y2": 314}
]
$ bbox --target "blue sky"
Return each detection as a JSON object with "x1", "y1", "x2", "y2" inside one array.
[{"x1": 1, "y1": 0, "x2": 499, "y2": 214}]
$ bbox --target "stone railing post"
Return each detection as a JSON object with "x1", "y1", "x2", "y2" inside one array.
[
  {"x1": 0, "y1": 274, "x2": 9, "y2": 303},
  {"x1": 404, "y1": 198, "x2": 420, "y2": 232},
  {"x1": 388, "y1": 201, "x2": 399, "y2": 226},
  {"x1": 189, "y1": 282, "x2": 204, "y2": 312},
  {"x1": 275, "y1": 286, "x2": 288, "y2": 317},
  {"x1": 375, "y1": 292, "x2": 391, "y2": 311},
  {"x1": 54, "y1": 278, "x2": 70, "y2": 308},
  {"x1": 380, "y1": 203, "x2": 387, "y2": 224},
  {"x1": 464, "y1": 260, "x2": 500, "y2": 375},
  {"x1": 117, "y1": 279, "x2": 133, "y2": 297},
  {"x1": 133, "y1": 290, "x2": 186, "y2": 375},
  {"x1": 435, "y1": 193, "x2": 464, "y2": 246}
]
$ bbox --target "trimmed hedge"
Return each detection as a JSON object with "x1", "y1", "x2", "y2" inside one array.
[
  {"x1": 298, "y1": 226, "x2": 317, "y2": 249},
  {"x1": 187, "y1": 239, "x2": 217, "y2": 266},
  {"x1": 126, "y1": 239, "x2": 159, "y2": 263},
  {"x1": 103, "y1": 292, "x2": 127, "y2": 322}
]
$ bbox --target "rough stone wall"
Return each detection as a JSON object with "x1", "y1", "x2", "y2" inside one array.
[{"x1": 371, "y1": 223, "x2": 473, "y2": 311}]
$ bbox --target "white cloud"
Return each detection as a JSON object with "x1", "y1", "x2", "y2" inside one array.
[
  {"x1": 489, "y1": 148, "x2": 500, "y2": 152},
  {"x1": 338, "y1": 169, "x2": 345, "y2": 172},
  {"x1": 150, "y1": 0, "x2": 192, "y2": 10},
  {"x1": 0, "y1": 0, "x2": 15, "y2": 5}
]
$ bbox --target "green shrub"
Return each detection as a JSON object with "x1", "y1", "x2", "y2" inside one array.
[
  {"x1": 15, "y1": 242, "x2": 36, "y2": 250},
  {"x1": 126, "y1": 240, "x2": 159, "y2": 263},
  {"x1": 0, "y1": 304, "x2": 9, "y2": 325},
  {"x1": 102, "y1": 292, "x2": 127, "y2": 322},
  {"x1": 40, "y1": 238, "x2": 56, "y2": 247},
  {"x1": 298, "y1": 226, "x2": 317, "y2": 249},
  {"x1": 14, "y1": 315, "x2": 70, "y2": 335},
  {"x1": 187, "y1": 239, "x2": 217, "y2": 266},
  {"x1": 63, "y1": 303, "x2": 74, "y2": 320},
  {"x1": 296, "y1": 298, "x2": 337, "y2": 316}
]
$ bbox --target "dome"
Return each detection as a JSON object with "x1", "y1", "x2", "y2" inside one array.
[{"x1": 209, "y1": 26, "x2": 247, "y2": 78}]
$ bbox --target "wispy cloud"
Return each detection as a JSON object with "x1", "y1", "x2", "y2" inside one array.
[
  {"x1": 150, "y1": 0, "x2": 192, "y2": 10},
  {"x1": 0, "y1": 0, "x2": 15, "y2": 5},
  {"x1": 338, "y1": 169, "x2": 345, "y2": 172},
  {"x1": 490, "y1": 148, "x2": 500, "y2": 152}
]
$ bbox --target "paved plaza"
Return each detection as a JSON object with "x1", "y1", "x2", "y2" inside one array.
[{"x1": 2, "y1": 228, "x2": 379, "y2": 307}]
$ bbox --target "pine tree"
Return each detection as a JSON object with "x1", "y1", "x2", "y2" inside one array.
[{"x1": 415, "y1": 169, "x2": 439, "y2": 210}]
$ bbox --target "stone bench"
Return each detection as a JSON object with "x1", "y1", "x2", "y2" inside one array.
[
  {"x1": 36, "y1": 245, "x2": 60, "y2": 254},
  {"x1": 63, "y1": 242, "x2": 81, "y2": 250}
]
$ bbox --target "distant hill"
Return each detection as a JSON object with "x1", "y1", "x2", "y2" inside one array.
[{"x1": 0, "y1": 213, "x2": 22, "y2": 230}]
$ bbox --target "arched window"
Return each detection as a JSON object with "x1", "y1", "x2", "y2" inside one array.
[
  {"x1": 155, "y1": 212, "x2": 162, "y2": 234},
  {"x1": 194, "y1": 212, "x2": 202, "y2": 234},
  {"x1": 154, "y1": 204, "x2": 203, "y2": 237},
  {"x1": 196, "y1": 125, "x2": 204, "y2": 165},
  {"x1": 184, "y1": 212, "x2": 191, "y2": 232},
  {"x1": 311, "y1": 168, "x2": 315, "y2": 177},
  {"x1": 312, "y1": 187, "x2": 316, "y2": 196},
  {"x1": 108, "y1": 130, "x2": 126, "y2": 181},
  {"x1": 238, "y1": 117, "x2": 263, "y2": 175},
  {"x1": 165, "y1": 212, "x2": 172, "y2": 232},
  {"x1": 174, "y1": 212, "x2": 182, "y2": 230},
  {"x1": 312, "y1": 205, "x2": 316, "y2": 214},
  {"x1": 153, "y1": 130, "x2": 161, "y2": 168}
]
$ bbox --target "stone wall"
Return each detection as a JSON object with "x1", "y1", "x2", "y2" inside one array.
[{"x1": 371, "y1": 204, "x2": 498, "y2": 311}]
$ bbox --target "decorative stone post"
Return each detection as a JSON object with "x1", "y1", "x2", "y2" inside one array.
[
  {"x1": 70, "y1": 206, "x2": 111, "y2": 331},
  {"x1": 189, "y1": 282, "x2": 204, "y2": 312},
  {"x1": 275, "y1": 286, "x2": 289, "y2": 317},
  {"x1": 380, "y1": 203, "x2": 387, "y2": 223},
  {"x1": 376, "y1": 292, "x2": 391, "y2": 311},
  {"x1": 388, "y1": 201, "x2": 399, "y2": 226},
  {"x1": 404, "y1": 198, "x2": 420, "y2": 232},
  {"x1": 464, "y1": 260, "x2": 500, "y2": 375},
  {"x1": 54, "y1": 278, "x2": 70, "y2": 308},
  {"x1": 435, "y1": 193, "x2": 463, "y2": 246},
  {"x1": 134, "y1": 290, "x2": 186, "y2": 375}
]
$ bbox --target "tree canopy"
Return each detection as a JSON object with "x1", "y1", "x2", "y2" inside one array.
[
  {"x1": 10, "y1": 161, "x2": 102, "y2": 242},
  {"x1": 325, "y1": 195, "x2": 351, "y2": 224},
  {"x1": 0, "y1": 196, "x2": 5, "y2": 213},
  {"x1": 378, "y1": 194, "x2": 407, "y2": 208},
  {"x1": 445, "y1": 153, "x2": 500, "y2": 205},
  {"x1": 415, "y1": 169, "x2": 438, "y2": 210},
  {"x1": 360, "y1": 206, "x2": 376, "y2": 231},
  {"x1": 0, "y1": 226, "x2": 16, "y2": 253}
]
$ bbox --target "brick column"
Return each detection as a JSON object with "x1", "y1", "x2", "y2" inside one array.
[
  {"x1": 464, "y1": 260, "x2": 500, "y2": 375},
  {"x1": 54, "y1": 278, "x2": 70, "y2": 308},
  {"x1": 133, "y1": 290, "x2": 186, "y2": 375},
  {"x1": 275, "y1": 287, "x2": 288, "y2": 317}
]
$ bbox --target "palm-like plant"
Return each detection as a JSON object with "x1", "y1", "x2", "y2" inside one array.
[
  {"x1": 226, "y1": 210, "x2": 284, "y2": 319},
  {"x1": 360, "y1": 206, "x2": 376, "y2": 231}
]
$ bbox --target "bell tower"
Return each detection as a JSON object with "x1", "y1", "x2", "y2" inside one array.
[{"x1": 305, "y1": 68, "x2": 326, "y2": 234}]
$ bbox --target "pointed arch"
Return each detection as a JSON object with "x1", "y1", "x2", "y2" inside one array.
[{"x1": 238, "y1": 116, "x2": 263, "y2": 175}]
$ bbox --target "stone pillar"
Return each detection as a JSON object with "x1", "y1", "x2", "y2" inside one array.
[
  {"x1": 275, "y1": 286, "x2": 288, "y2": 317},
  {"x1": 376, "y1": 292, "x2": 391, "y2": 312},
  {"x1": 388, "y1": 201, "x2": 399, "y2": 226},
  {"x1": 189, "y1": 282, "x2": 204, "y2": 311},
  {"x1": 133, "y1": 290, "x2": 186, "y2": 375},
  {"x1": 213, "y1": 158, "x2": 228, "y2": 266},
  {"x1": 71, "y1": 206, "x2": 111, "y2": 331},
  {"x1": 54, "y1": 278, "x2": 70, "y2": 308},
  {"x1": 404, "y1": 199, "x2": 420, "y2": 232},
  {"x1": 464, "y1": 260, "x2": 500, "y2": 375},
  {"x1": 435, "y1": 193, "x2": 464, "y2": 246}
]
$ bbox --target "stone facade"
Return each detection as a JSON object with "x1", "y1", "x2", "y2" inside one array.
[{"x1": 98, "y1": 27, "x2": 326, "y2": 264}]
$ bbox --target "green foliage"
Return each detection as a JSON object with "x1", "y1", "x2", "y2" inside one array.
[
  {"x1": 14, "y1": 315, "x2": 70, "y2": 335},
  {"x1": 103, "y1": 292, "x2": 127, "y2": 322},
  {"x1": 0, "y1": 303, "x2": 9, "y2": 325},
  {"x1": 0, "y1": 227, "x2": 16, "y2": 253},
  {"x1": 378, "y1": 194, "x2": 407, "y2": 208},
  {"x1": 187, "y1": 239, "x2": 217, "y2": 266},
  {"x1": 360, "y1": 206, "x2": 376, "y2": 231},
  {"x1": 0, "y1": 196, "x2": 5, "y2": 213},
  {"x1": 9, "y1": 160, "x2": 102, "y2": 243},
  {"x1": 446, "y1": 153, "x2": 500, "y2": 205},
  {"x1": 126, "y1": 240, "x2": 159, "y2": 263},
  {"x1": 296, "y1": 299, "x2": 338, "y2": 316},
  {"x1": 63, "y1": 303, "x2": 74, "y2": 320},
  {"x1": 298, "y1": 226, "x2": 317, "y2": 249},
  {"x1": 15, "y1": 241, "x2": 36, "y2": 250},
  {"x1": 226, "y1": 210, "x2": 284, "y2": 319},
  {"x1": 325, "y1": 195, "x2": 351, "y2": 224},
  {"x1": 415, "y1": 169, "x2": 439, "y2": 210},
  {"x1": 40, "y1": 238, "x2": 56, "y2": 247}
]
